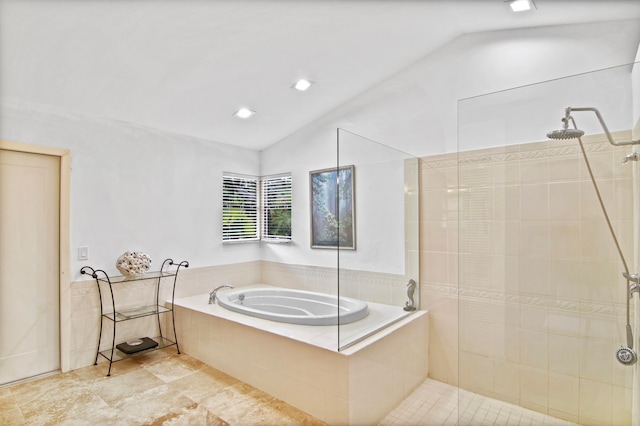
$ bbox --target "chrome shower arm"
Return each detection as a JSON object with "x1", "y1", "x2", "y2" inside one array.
[{"x1": 567, "y1": 107, "x2": 640, "y2": 146}]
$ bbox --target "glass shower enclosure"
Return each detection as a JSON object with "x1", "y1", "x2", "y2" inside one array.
[
  {"x1": 334, "y1": 128, "x2": 420, "y2": 350},
  {"x1": 455, "y1": 62, "x2": 639, "y2": 424}
]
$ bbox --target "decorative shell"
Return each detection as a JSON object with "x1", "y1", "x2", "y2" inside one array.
[{"x1": 116, "y1": 251, "x2": 152, "y2": 278}]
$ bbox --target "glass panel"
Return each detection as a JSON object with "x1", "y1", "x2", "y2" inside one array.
[
  {"x1": 457, "y1": 62, "x2": 638, "y2": 425},
  {"x1": 336, "y1": 128, "x2": 420, "y2": 350}
]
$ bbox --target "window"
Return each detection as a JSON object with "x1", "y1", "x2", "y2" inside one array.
[
  {"x1": 222, "y1": 173, "x2": 292, "y2": 242},
  {"x1": 262, "y1": 174, "x2": 292, "y2": 241},
  {"x1": 222, "y1": 174, "x2": 258, "y2": 241}
]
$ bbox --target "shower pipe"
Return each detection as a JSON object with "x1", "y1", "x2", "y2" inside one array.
[{"x1": 547, "y1": 106, "x2": 639, "y2": 365}]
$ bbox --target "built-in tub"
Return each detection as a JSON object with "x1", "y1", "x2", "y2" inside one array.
[
  {"x1": 171, "y1": 286, "x2": 428, "y2": 425},
  {"x1": 216, "y1": 287, "x2": 369, "y2": 325}
]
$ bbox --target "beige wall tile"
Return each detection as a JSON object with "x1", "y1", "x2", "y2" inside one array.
[
  {"x1": 548, "y1": 153, "x2": 580, "y2": 182},
  {"x1": 518, "y1": 257, "x2": 549, "y2": 296},
  {"x1": 421, "y1": 137, "x2": 633, "y2": 424},
  {"x1": 548, "y1": 333, "x2": 580, "y2": 376},
  {"x1": 519, "y1": 365, "x2": 548, "y2": 408},
  {"x1": 519, "y1": 221, "x2": 550, "y2": 258},
  {"x1": 493, "y1": 360, "x2": 520, "y2": 401},
  {"x1": 580, "y1": 340, "x2": 613, "y2": 383},
  {"x1": 458, "y1": 351, "x2": 494, "y2": 397},
  {"x1": 612, "y1": 385, "x2": 632, "y2": 426},
  {"x1": 492, "y1": 185, "x2": 520, "y2": 221},
  {"x1": 579, "y1": 378, "x2": 613, "y2": 425},
  {"x1": 548, "y1": 372, "x2": 579, "y2": 416},
  {"x1": 520, "y1": 159, "x2": 549, "y2": 184},
  {"x1": 519, "y1": 329, "x2": 548, "y2": 370},
  {"x1": 549, "y1": 259, "x2": 582, "y2": 300}
]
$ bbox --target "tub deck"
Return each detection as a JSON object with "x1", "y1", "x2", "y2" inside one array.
[
  {"x1": 171, "y1": 286, "x2": 429, "y2": 425},
  {"x1": 175, "y1": 290, "x2": 410, "y2": 351}
]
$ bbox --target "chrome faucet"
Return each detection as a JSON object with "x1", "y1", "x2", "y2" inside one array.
[
  {"x1": 622, "y1": 152, "x2": 640, "y2": 164},
  {"x1": 209, "y1": 284, "x2": 234, "y2": 304}
]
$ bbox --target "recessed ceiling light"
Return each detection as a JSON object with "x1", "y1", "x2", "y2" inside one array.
[
  {"x1": 508, "y1": 0, "x2": 534, "y2": 12},
  {"x1": 292, "y1": 78, "x2": 314, "y2": 91},
  {"x1": 233, "y1": 107, "x2": 255, "y2": 119}
]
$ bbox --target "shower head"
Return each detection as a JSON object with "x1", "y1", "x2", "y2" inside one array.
[
  {"x1": 546, "y1": 128, "x2": 585, "y2": 140},
  {"x1": 547, "y1": 108, "x2": 585, "y2": 140},
  {"x1": 548, "y1": 106, "x2": 640, "y2": 146}
]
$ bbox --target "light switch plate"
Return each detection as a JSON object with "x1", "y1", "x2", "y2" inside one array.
[{"x1": 78, "y1": 246, "x2": 89, "y2": 261}]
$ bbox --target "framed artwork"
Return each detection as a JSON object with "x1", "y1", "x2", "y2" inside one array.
[{"x1": 309, "y1": 165, "x2": 356, "y2": 249}]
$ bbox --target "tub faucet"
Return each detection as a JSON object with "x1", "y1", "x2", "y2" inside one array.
[
  {"x1": 622, "y1": 152, "x2": 640, "y2": 164},
  {"x1": 209, "y1": 284, "x2": 234, "y2": 304}
]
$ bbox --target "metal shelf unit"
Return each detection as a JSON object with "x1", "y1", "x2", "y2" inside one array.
[{"x1": 80, "y1": 258, "x2": 189, "y2": 376}]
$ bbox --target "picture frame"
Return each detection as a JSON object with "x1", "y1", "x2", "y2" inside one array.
[{"x1": 309, "y1": 165, "x2": 356, "y2": 249}]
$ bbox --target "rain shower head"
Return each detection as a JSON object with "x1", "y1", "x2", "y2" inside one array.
[
  {"x1": 547, "y1": 106, "x2": 640, "y2": 145},
  {"x1": 546, "y1": 128, "x2": 585, "y2": 140}
]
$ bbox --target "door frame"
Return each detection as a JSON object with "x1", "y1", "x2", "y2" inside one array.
[{"x1": 0, "y1": 140, "x2": 71, "y2": 373}]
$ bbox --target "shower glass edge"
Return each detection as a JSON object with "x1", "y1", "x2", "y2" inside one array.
[{"x1": 336, "y1": 128, "x2": 420, "y2": 351}]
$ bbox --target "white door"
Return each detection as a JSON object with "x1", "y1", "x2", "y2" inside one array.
[{"x1": 0, "y1": 149, "x2": 60, "y2": 385}]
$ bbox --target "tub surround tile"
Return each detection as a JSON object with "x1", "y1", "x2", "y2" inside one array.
[{"x1": 174, "y1": 298, "x2": 428, "y2": 425}]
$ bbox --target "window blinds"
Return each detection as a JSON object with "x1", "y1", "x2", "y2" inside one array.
[
  {"x1": 222, "y1": 174, "x2": 258, "y2": 241},
  {"x1": 262, "y1": 175, "x2": 292, "y2": 241}
]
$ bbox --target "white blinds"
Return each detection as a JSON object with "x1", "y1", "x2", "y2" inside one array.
[
  {"x1": 262, "y1": 175, "x2": 292, "y2": 241},
  {"x1": 222, "y1": 174, "x2": 258, "y2": 241}
]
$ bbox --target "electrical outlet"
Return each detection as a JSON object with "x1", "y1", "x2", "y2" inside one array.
[{"x1": 78, "y1": 246, "x2": 89, "y2": 261}]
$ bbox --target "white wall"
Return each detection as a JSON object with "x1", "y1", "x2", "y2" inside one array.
[
  {"x1": 0, "y1": 100, "x2": 261, "y2": 281},
  {"x1": 261, "y1": 19, "x2": 640, "y2": 275},
  {"x1": 261, "y1": 128, "x2": 412, "y2": 275},
  {"x1": 263, "y1": 19, "x2": 640, "y2": 159},
  {"x1": 633, "y1": 45, "x2": 640, "y2": 131},
  {"x1": 2, "y1": 19, "x2": 638, "y2": 281},
  {"x1": 458, "y1": 64, "x2": 635, "y2": 151}
]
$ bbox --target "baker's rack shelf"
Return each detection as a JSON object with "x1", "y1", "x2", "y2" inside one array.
[{"x1": 80, "y1": 258, "x2": 189, "y2": 376}]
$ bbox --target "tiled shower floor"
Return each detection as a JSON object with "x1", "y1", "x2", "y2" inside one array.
[
  {"x1": 1, "y1": 348, "x2": 576, "y2": 425},
  {"x1": 379, "y1": 378, "x2": 576, "y2": 426}
]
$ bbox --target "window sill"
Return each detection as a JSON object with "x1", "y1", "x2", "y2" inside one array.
[
  {"x1": 222, "y1": 239, "x2": 260, "y2": 244},
  {"x1": 261, "y1": 238, "x2": 292, "y2": 244}
]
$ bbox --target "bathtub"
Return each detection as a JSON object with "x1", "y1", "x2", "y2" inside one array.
[
  {"x1": 171, "y1": 288, "x2": 429, "y2": 425},
  {"x1": 216, "y1": 286, "x2": 369, "y2": 325}
]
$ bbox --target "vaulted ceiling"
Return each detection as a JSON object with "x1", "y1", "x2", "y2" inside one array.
[{"x1": 2, "y1": 0, "x2": 639, "y2": 150}]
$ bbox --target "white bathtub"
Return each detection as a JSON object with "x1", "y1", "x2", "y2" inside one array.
[
  {"x1": 171, "y1": 290, "x2": 429, "y2": 425},
  {"x1": 216, "y1": 286, "x2": 369, "y2": 325}
]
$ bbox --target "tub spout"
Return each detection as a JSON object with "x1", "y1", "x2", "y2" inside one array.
[
  {"x1": 622, "y1": 152, "x2": 640, "y2": 164},
  {"x1": 209, "y1": 284, "x2": 234, "y2": 304}
]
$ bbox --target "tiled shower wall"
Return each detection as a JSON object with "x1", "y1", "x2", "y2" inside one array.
[{"x1": 421, "y1": 133, "x2": 635, "y2": 425}]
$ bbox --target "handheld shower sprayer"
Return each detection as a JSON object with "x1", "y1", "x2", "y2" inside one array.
[{"x1": 548, "y1": 106, "x2": 639, "y2": 365}]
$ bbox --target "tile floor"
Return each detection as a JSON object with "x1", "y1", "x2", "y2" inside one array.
[
  {"x1": 0, "y1": 348, "x2": 326, "y2": 425},
  {"x1": 379, "y1": 379, "x2": 576, "y2": 426},
  {"x1": 1, "y1": 348, "x2": 576, "y2": 426}
]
